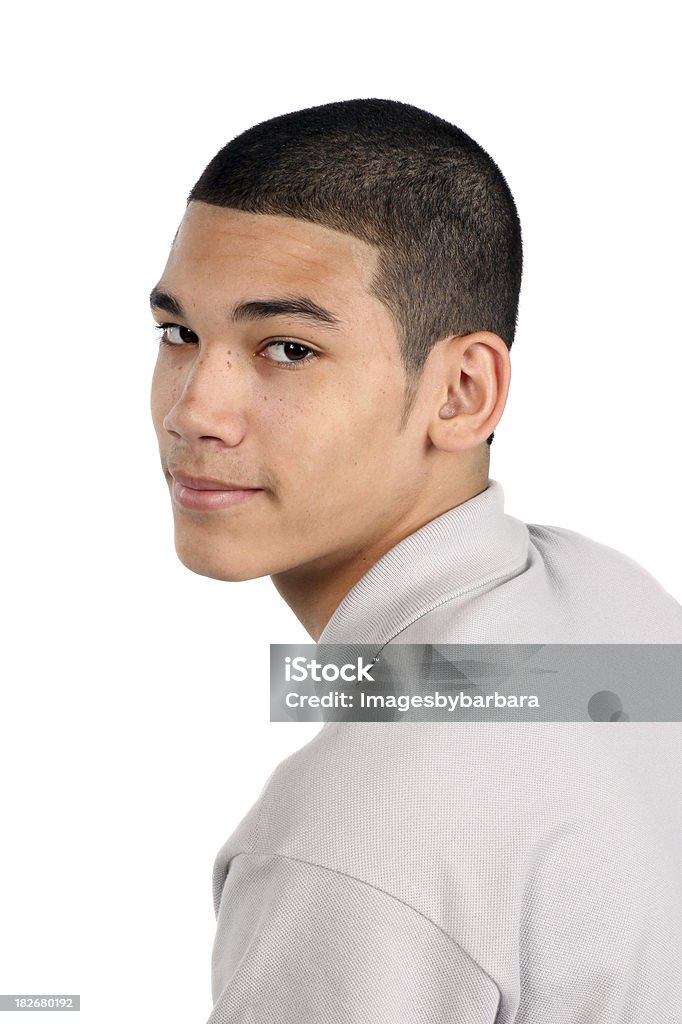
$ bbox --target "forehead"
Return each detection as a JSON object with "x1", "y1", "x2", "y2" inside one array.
[{"x1": 160, "y1": 201, "x2": 381, "y2": 310}]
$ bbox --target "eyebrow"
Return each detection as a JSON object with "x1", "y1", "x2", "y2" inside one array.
[{"x1": 149, "y1": 287, "x2": 343, "y2": 330}]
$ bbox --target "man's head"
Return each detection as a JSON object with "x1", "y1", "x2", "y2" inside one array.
[{"x1": 150, "y1": 99, "x2": 521, "y2": 600}]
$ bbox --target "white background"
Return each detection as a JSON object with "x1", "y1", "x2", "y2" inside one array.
[{"x1": 1, "y1": 2, "x2": 680, "y2": 1021}]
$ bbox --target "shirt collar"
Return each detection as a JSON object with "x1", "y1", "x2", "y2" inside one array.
[{"x1": 317, "y1": 479, "x2": 529, "y2": 646}]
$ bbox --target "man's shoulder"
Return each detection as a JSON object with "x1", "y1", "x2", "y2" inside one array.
[
  {"x1": 400, "y1": 515, "x2": 682, "y2": 643},
  {"x1": 215, "y1": 720, "x2": 681, "y2": 891},
  {"x1": 528, "y1": 520, "x2": 668, "y2": 577},
  {"x1": 528, "y1": 520, "x2": 681, "y2": 617}
]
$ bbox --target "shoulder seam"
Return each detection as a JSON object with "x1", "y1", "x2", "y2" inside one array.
[{"x1": 224, "y1": 848, "x2": 501, "y2": 997}]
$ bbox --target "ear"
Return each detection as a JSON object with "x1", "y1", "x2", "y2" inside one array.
[{"x1": 427, "y1": 332, "x2": 511, "y2": 452}]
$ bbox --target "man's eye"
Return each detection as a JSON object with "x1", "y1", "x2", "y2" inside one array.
[
  {"x1": 260, "y1": 340, "x2": 317, "y2": 366},
  {"x1": 155, "y1": 323, "x2": 198, "y2": 345}
]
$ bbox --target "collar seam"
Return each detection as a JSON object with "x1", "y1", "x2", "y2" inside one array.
[{"x1": 372, "y1": 554, "x2": 530, "y2": 654}]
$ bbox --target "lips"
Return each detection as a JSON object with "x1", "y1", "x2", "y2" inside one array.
[
  {"x1": 169, "y1": 469, "x2": 264, "y2": 511},
  {"x1": 170, "y1": 469, "x2": 261, "y2": 491}
]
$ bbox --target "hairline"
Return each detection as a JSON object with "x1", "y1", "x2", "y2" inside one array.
[
  {"x1": 184, "y1": 198, "x2": 434, "y2": 424},
  {"x1": 181, "y1": 199, "x2": 493, "y2": 447}
]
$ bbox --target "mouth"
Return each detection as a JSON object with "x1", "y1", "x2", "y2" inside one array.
[{"x1": 169, "y1": 469, "x2": 265, "y2": 512}]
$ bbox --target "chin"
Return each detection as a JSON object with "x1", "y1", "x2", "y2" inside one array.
[{"x1": 173, "y1": 538, "x2": 272, "y2": 583}]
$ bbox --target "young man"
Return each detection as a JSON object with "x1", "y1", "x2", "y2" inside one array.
[{"x1": 150, "y1": 100, "x2": 682, "y2": 1023}]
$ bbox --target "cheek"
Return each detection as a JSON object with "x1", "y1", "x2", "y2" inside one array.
[{"x1": 276, "y1": 383, "x2": 403, "y2": 483}]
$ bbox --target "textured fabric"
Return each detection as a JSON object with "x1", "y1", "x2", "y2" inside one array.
[
  {"x1": 209, "y1": 855, "x2": 500, "y2": 1023},
  {"x1": 208, "y1": 480, "x2": 682, "y2": 1022},
  {"x1": 318, "y1": 480, "x2": 682, "y2": 645}
]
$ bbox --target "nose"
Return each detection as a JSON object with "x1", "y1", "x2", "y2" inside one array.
[{"x1": 161, "y1": 347, "x2": 248, "y2": 447}]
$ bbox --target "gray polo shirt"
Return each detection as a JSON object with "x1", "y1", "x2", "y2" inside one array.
[{"x1": 207, "y1": 481, "x2": 682, "y2": 1023}]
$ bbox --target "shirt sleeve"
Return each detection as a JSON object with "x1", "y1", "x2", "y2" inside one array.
[{"x1": 206, "y1": 852, "x2": 500, "y2": 1024}]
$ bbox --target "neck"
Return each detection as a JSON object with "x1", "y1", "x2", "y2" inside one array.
[{"x1": 271, "y1": 471, "x2": 489, "y2": 640}]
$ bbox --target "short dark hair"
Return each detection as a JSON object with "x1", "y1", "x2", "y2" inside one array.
[{"x1": 188, "y1": 98, "x2": 522, "y2": 445}]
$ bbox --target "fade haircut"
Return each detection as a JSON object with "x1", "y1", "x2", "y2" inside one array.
[{"x1": 188, "y1": 98, "x2": 523, "y2": 445}]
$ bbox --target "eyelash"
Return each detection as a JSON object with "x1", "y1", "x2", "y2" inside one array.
[{"x1": 153, "y1": 322, "x2": 318, "y2": 370}]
